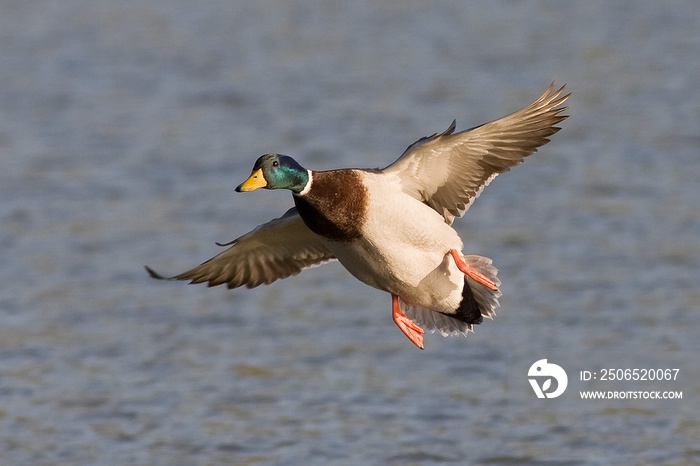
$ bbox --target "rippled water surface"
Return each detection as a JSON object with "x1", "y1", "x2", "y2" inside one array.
[{"x1": 1, "y1": 1, "x2": 699, "y2": 464}]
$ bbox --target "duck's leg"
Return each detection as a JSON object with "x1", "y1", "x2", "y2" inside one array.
[
  {"x1": 391, "y1": 294, "x2": 424, "y2": 349},
  {"x1": 449, "y1": 249, "x2": 499, "y2": 291}
]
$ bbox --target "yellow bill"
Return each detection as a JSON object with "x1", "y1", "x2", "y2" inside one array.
[{"x1": 236, "y1": 168, "x2": 267, "y2": 192}]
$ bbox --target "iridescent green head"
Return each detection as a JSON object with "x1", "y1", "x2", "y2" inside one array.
[{"x1": 235, "y1": 154, "x2": 309, "y2": 194}]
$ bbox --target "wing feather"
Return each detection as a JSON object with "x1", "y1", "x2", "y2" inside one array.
[
  {"x1": 383, "y1": 83, "x2": 569, "y2": 224},
  {"x1": 146, "y1": 208, "x2": 335, "y2": 289}
]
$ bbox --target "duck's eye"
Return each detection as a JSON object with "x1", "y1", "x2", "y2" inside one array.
[{"x1": 272, "y1": 161, "x2": 279, "y2": 167}]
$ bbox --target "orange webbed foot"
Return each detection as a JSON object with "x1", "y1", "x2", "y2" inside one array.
[
  {"x1": 391, "y1": 294, "x2": 424, "y2": 349},
  {"x1": 449, "y1": 249, "x2": 499, "y2": 291}
]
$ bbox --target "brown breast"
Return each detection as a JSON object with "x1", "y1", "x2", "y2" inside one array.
[{"x1": 293, "y1": 169, "x2": 368, "y2": 242}]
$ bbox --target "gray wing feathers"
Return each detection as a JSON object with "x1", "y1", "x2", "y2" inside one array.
[
  {"x1": 148, "y1": 208, "x2": 335, "y2": 289},
  {"x1": 384, "y1": 83, "x2": 569, "y2": 224}
]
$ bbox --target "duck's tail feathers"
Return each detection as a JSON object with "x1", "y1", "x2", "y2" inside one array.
[
  {"x1": 401, "y1": 299, "x2": 474, "y2": 337},
  {"x1": 400, "y1": 255, "x2": 502, "y2": 338},
  {"x1": 464, "y1": 254, "x2": 501, "y2": 321}
]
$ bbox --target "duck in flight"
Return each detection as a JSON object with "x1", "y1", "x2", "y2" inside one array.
[{"x1": 147, "y1": 83, "x2": 569, "y2": 349}]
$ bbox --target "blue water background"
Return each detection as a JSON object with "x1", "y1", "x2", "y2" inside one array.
[{"x1": 1, "y1": 1, "x2": 699, "y2": 464}]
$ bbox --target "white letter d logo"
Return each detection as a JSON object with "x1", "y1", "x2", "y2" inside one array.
[{"x1": 528, "y1": 359, "x2": 568, "y2": 398}]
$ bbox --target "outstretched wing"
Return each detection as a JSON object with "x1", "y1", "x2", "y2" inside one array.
[
  {"x1": 146, "y1": 208, "x2": 335, "y2": 289},
  {"x1": 382, "y1": 83, "x2": 569, "y2": 224}
]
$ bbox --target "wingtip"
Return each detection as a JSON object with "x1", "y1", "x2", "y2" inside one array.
[
  {"x1": 540, "y1": 81, "x2": 569, "y2": 101},
  {"x1": 144, "y1": 265, "x2": 168, "y2": 280},
  {"x1": 538, "y1": 82, "x2": 571, "y2": 124}
]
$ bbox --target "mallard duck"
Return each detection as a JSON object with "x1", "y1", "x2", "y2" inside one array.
[{"x1": 147, "y1": 83, "x2": 569, "y2": 349}]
